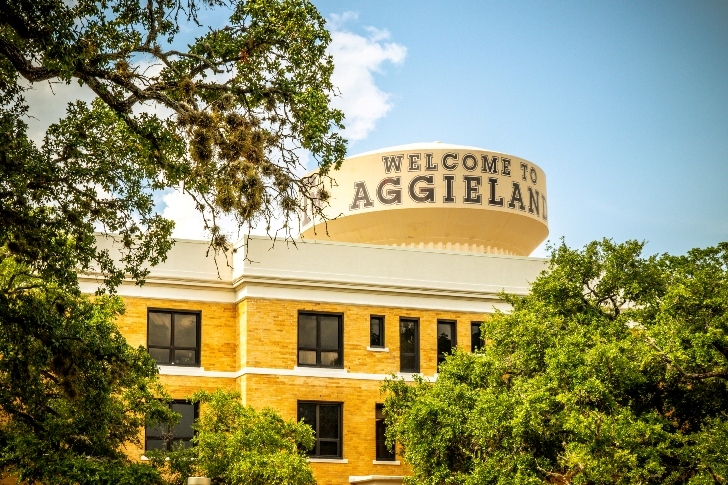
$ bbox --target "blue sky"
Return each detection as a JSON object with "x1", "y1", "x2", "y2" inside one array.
[
  {"x1": 23, "y1": 1, "x2": 727, "y2": 257},
  {"x1": 311, "y1": 0, "x2": 728, "y2": 257}
]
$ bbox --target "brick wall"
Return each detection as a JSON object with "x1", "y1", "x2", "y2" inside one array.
[
  {"x1": 243, "y1": 374, "x2": 412, "y2": 485},
  {"x1": 244, "y1": 298, "x2": 483, "y2": 375},
  {"x1": 117, "y1": 297, "x2": 237, "y2": 372},
  {"x1": 113, "y1": 295, "x2": 486, "y2": 485}
]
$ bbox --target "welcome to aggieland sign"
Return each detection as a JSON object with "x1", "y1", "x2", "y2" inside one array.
[
  {"x1": 301, "y1": 145, "x2": 548, "y2": 256},
  {"x1": 347, "y1": 152, "x2": 547, "y2": 222}
]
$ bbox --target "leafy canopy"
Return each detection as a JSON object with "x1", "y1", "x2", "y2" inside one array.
[
  {"x1": 150, "y1": 390, "x2": 316, "y2": 485},
  {"x1": 0, "y1": 255, "x2": 175, "y2": 484},
  {"x1": 1, "y1": 0, "x2": 346, "y2": 289},
  {"x1": 383, "y1": 240, "x2": 728, "y2": 485},
  {"x1": 0, "y1": 0, "x2": 345, "y2": 481}
]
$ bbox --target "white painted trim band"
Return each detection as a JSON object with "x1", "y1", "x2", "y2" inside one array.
[
  {"x1": 158, "y1": 365, "x2": 435, "y2": 382},
  {"x1": 349, "y1": 476, "x2": 405, "y2": 483},
  {"x1": 366, "y1": 347, "x2": 389, "y2": 352},
  {"x1": 309, "y1": 458, "x2": 349, "y2": 464}
]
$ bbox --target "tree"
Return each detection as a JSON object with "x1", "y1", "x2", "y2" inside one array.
[
  {"x1": 382, "y1": 239, "x2": 728, "y2": 485},
  {"x1": 0, "y1": 0, "x2": 346, "y2": 289},
  {"x1": 0, "y1": 0, "x2": 345, "y2": 480},
  {"x1": 0, "y1": 255, "x2": 176, "y2": 484},
  {"x1": 150, "y1": 390, "x2": 316, "y2": 485}
]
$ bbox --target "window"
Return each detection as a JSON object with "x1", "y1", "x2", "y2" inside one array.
[
  {"x1": 437, "y1": 320, "x2": 456, "y2": 366},
  {"x1": 298, "y1": 402, "x2": 342, "y2": 458},
  {"x1": 145, "y1": 401, "x2": 197, "y2": 451},
  {"x1": 147, "y1": 310, "x2": 200, "y2": 366},
  {"x1": 471, "y1": 321, "x2": 483, "y2": 352},
  {"x1": 298, "y1": 312, "x2": 343, "y2": 368},
  {"x1": 370, "y1": 315, "x2": 385, "y2": 348},
  {"x1": 399, "y1": 318, "x2": 419, "y2": 372},
  {"x1": 375, "y1": 404, "x2": 395, "y2": 461}
]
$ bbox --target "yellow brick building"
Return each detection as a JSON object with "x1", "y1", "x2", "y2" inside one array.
[{"x1": 83, "y1": 143, "x2": 549, "y2": 485}]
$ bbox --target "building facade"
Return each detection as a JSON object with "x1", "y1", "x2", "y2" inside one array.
[{"x1": 84, "y1": 143, "x2": 550, "y2": 484}]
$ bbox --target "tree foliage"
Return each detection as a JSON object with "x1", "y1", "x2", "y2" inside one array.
[
  {"x1": 150, "y1": 390, "x2": 316, "y2": 485},
  {"x1": 0, "y1": 255, "x2": 175, "y2": 484},
  {"x1": 382, "y1": 239, "x2": 728, "y2": 485},
  {"x1": 0, "y1": 0, "x2": 346, "y2": 288},
  {"x1": 0, "y1": 0, "x2": 345, "y2": 481}
]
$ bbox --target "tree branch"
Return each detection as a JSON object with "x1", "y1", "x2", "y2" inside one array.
[
  {"x1": 0, "y1": 37, "x2": 60, "y2": 82},
  {"x1": 646, "y1": 339, "x2": 728, "y2": 381}
]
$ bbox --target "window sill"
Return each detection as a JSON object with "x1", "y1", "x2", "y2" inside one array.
[
  {"x1": 367, "y1": 347, "x2": 389, "y2": 352},
  {"x1": 373, "y1": 460, "x2": 401, "y2": 465},
  {"x1": 140, "y1": 455, "x2": 172, "y2": 462},
  {"x1": 158, "y1": 365, "x2": 204, "y2": 376},
  {"x1": 308, "y1": 458, "x2": 349, "y2": 464},
  {"x1": 294, "y1": 366, "x2": 347, "y2": 373}
]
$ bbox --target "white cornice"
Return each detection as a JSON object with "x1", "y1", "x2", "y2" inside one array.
[
  {"x1": 85, "y1": 234, "x2": 546, "y2": 311},
  {"x1": 232, "y1": 273, "x2": 524, "y2": 297},
  {"x1": 80, "y1": 273, "x2": 516, "y2": 300},
  {"x1": 79, "y1": 272, "x2": 516, "y2": 312}
]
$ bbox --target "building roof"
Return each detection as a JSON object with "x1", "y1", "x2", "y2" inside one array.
[{"x1": 82, "y1": 235, "x2": 548, "y2": 313}]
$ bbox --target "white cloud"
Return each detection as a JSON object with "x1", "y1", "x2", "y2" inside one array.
[
  {"x1": 130, "y1": 59, "x2": 177, "y2": 120},
  {"x1": 160, "y1": 189, "x2": 237, "y2": 242},
  {"x1": 161, "y1": 188, "x2": 287, "y2": 242},
  {"x1": 327, "y1": 12, "x2": 407, "y2": 142},
  {"x1": 328, "y1": 11, "x2": 359, "y2": 30},
  {"x1": 161, "y1": 190, "x2": 207, "y2": 240},
  {"x1": 21, "y1": 58, "x2": 172, "y2": 145},
  {"x1": 22, "y1": 79, "x2": 96, "y2": 145},
  {"x1": 363, "y1": 26, "x2": 391, "y2": 43}
]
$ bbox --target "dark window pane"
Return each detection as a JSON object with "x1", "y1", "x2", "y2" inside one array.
[
  {"x1": 376, "y1": 404, "x2": 395, "y2": 460},
  {"x1": 148, "y1": 347, "x2": 170, "y2": 364},
  {"x1": 471, "y1": 322, "x2": 482, "y2": 351},
  {"x1": 318, "y1": 405, "x2": 339, "y2": 439},
  {"x1": 145, "y1": 439, "x2": 165, "y2": 450},
  {"x1": 370, "y1": 317, "x2": 382, "y2": 347},
  {"x1": 174, "y1": 314, "x2": 197, "y2": 347},
  {"x1": 298, "y1": 402, "x2": 317, "y2": 455},
  {"x1": 298, "y1": 315, "x2": 317, "y2": 348},
  {"x1": 319, "y1": 440, "x2": 339, "y2": 456},
  {"x1": 146, "y1": 401, "x2": 197, "y2": 452},
  {"x1": 171, "y1": 439, "x2": 192, "y2": 450},
  {"x1": 171, "y1": 403, "x2": 195, "y2": 439},
  {"x1": 438, "y1": 322, "x2": 454, "y2": 361},
  {"x1": 376, "y1": 419, "x2": 387, "y2": 441},
  {"x1": 376, "y1": 440, "x2": 395, "y2": 460},
  {"x1": 319, "y1": 316, "x2": 339, "y2": 349},
  {"x1": 145, "y1": 423, "x2": 167, "y2": 437},
  {"x1": 298, "y1": 313, "x2": 342, "y2": 368},
  {"x1": 298, "y1": 402, "x2": 341, "y2": 458},
  {"x1": 148, "y1": 311, "x2": 201, "y2": 368},
  {"x1": 320, "y1": 351, "x2": 340, "y2": 367},
  {"x1": 148, "y1": 312, "x2": 171, "y2": 346},
  {"x1": 400, "y1": 321, "x2": 416, "y2": 354},
  {"x1": 298, "y1": 350, "x2": 317, "y2": 366},
  {"x1": 174, "y1": 349, "x2": 196, "y2": 365},
  {"x1": 401, "y1": 355, "x2": 416, "y2": 372},
  {"x1": 298, "y1": 403, "x2": 317, "y2": 428},
  {"x1": 400, "y1": 319, "x2": 418, "y2": 372}
]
